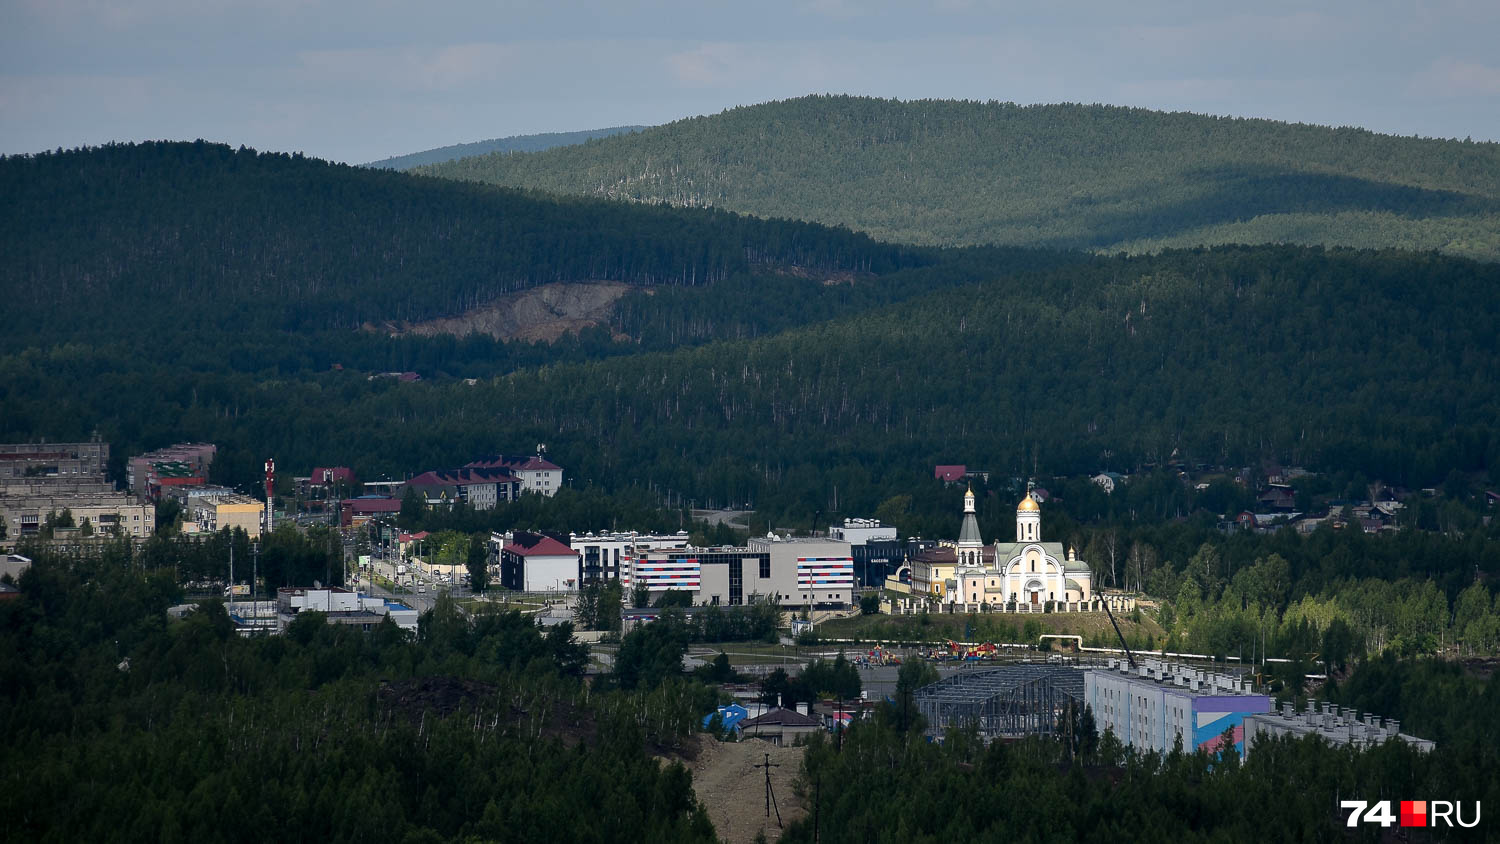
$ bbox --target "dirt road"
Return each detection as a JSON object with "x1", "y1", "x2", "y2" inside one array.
[{"x1": 687, "y1": 737, "x2": 807, "y2": 844}]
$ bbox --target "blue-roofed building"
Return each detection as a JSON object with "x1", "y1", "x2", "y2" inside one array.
[{"x1": 703, "y1": 703, "x2": 751, "y2": 735}]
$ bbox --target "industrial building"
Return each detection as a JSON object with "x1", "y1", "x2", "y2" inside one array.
[
  {"x1": 275, "y1": 587, "x2": 418, "y2": 633},
  {"x1": 1243, "y1": 701, "x2": 1434, "y2": 755},
  {"x1": 915, "y1": 664, "x2": 1086, "y2": 741},
  {"x1": 1084, "y1": 659, "x2": 1271, "y2": 756}
]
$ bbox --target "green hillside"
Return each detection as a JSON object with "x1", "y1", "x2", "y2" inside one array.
[
  {"x1": 0, "y1": 141, "x2": 924, "y2": 341},
  {"x1": 418, "y1": 95, "x2": 1500, "y2": 260},
  {"x1": 2, "y1": 141, "x2": 1498, "y2": 511},
  {"x1": 363, "y1": 125, "x2": 648, "y2": 170}
]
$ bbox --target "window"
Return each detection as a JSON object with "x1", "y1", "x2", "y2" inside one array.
[{"x1": 760, "y1": 558, "x2": 771, "y2": 578}]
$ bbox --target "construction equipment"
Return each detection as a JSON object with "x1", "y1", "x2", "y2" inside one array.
[{"x1": 1098, "y1": 590, "x2": 1138, "y2": 668}]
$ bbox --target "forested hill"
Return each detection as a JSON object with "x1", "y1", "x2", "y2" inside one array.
[
  {"x1": 418, "y1": 95, "x2": 1500, "y2": 261},
  {"x1": 363, "y1": 125, "x2": 647, "y2": 170},
  {"x1": 0, "y1": 141, "x2": 922, "y2": 340},
  {"x1": 5, "y1": 245, "x2": 1496, "y2": 506}
]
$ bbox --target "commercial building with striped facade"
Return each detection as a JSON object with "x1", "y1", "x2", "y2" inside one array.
[{"x1": 628, "y1": 535, "x2": 855, "y2": 609}]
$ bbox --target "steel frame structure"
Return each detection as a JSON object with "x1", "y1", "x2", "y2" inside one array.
[{"x1": 915, "y1": 665, "x2": 1085, "y2": 740}]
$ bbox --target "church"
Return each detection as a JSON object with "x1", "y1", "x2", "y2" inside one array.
[{"x1": 912, "y1": 487, "x2": 1094, "y2": 609}]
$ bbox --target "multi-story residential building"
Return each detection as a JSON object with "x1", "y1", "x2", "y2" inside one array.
[
  {"x1": 0, "y1": 493, "x2": 155, "y2": 539},
  {"x1": 1084, "y1": 659, "x2": 1270, "y2": 757},
  {"x1": 464, "y1": 453, "x2": 563, "y2": 497},
  {"x1": 404, "y1": 467, "x2": 521, "y2": 510},
  {"x1": 185, "y1": 493, "x2": 263, "y2": 538},
  {"x1": 128, "y1": 443, "x2": 216, "y2": 502},
  {"x1": 1242, "y1": 700, "x2": 1433, "y2": 756},
  {"x1": 0, "y1": 440, "x2": 109, "y2": 482}
]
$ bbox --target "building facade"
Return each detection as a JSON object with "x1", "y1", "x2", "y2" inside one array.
[
  {"x1": 1085, "y1": 659, "x2": 1270, "y2": 757},
  {"x1": 405, "y1": 467, "x2": 521, "y2": 510},
  {"x1": 626, "y1": 535, "x2": 855, "y2": 608},
  {"x1": 464, "y1": 454, "x2": 563, "y2": 497},
  {"x1": 912, "y1": 488, "x2": 1095, "y2": 609},
  {"x1": 128, "y1": 443, "x2": 217, "y2": 502},
  {"x1": 0, "y1": 493, "x2": 155, "y2": 539},
  {"x1": 1242, "y1": 701, "x2": 1433, "y2": 756},
  {"x1": 570, "y1": 530, "x2": 691, "y2": 584},
  {"x1": 499, "y1": 531, "x2": 580, "y2": 592},
  {"x1": 829, "y1": 518, "x2": 904, "y2": 587},
  {"x1": 0, "y1": 441, "x2": 109, "y2": 482},
  {"x1": 186, "y1": 494, "x2": 263, "y2": 538}
]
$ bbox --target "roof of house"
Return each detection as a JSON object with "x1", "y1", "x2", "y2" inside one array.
[
  {"x1": 741, "y1": 708, "x2": 820, "y2": 728},
  {"x1": 503, "y1": 534, "x2": 576, "y2": 558},
  {"x1": 934, "y1": 465, "x2": 966, "y2": 482},
  {"x1": 397, "y1": 531, "x2": 430, "y2": 543},
  {"x1": 407, "y1": 467, "x2": 518, "y2": 488},
  {"x1": 311, "y1": 467, "x2": 356, "y2": 483},
  {"x1": 464, "y1": 455, "x2": 559, "y2": 473},
  {"x1": 513, "y1": 457, "x2": 561, "y2": 472}
]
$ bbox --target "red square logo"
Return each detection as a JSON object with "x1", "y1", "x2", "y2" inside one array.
[{"x1": 1401, "y1": 801, "x2": 1427, "y2": 828}]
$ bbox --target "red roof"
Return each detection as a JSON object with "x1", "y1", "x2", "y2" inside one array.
[
  {"x1": 935, "y1": 465, "x2": 966, "y2": 482},
  {"x1": 466, "y1": 455, "x2": 560, "y2": 472},
  {"x1": 503, "y1": 536, "x2": 576, "y2": 557},
  {"x1": 347, "y1": 497, "x2": 401, "y2": 513},
  {"x1": 408, "y1": 467, "x2": 519, "y2": 487},
  {"x1": 514, "y1": 457, "x2": 561, "y2": 472},
  {"x1": 397, "y1": 531, "x2": 430, "y2": 543},
  {"x1": 312, "y1": 467, "x2": 356, "y2": 484}
]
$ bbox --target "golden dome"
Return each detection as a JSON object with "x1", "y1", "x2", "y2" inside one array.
[{"x1": 1017, "y1": 493, "x2": 1040, "y2": 512}]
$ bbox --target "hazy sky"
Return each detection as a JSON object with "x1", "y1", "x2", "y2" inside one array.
[{"x1": 4, "y1": 1, "x2": 1499, "y2": 164}]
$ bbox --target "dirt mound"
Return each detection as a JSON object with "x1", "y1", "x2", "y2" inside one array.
[
  {"x1": 379, "y1": 281, "x2": 634, "y2": 342},
  {"x1": 682, "y1": 736, "x2": 807, "y2": 844}
]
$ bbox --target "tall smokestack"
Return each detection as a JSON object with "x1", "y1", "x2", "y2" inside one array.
[{"x1": 264, "y1": 458, "x2": 275, "y2": 533}]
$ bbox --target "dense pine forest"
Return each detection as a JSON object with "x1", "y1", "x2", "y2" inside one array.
[
  {"x1": 0, "y1": 141, "x2": 922, "y2": 340},
  {"x1": 418, "y1": 95, "x2": 1500, "y2": 261},
  {"x1": 0, "y1": 544, "x2": 718, "y2": 842},
  {"x1": 364, "y1": 125, "x2": 648, "y2": 170}
]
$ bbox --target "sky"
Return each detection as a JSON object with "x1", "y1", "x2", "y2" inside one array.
[{"x1": 3, "y1": 0, "x2": 1499, "y2": 165}]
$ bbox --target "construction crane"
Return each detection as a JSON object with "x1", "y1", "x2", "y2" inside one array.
[{"x1": 1098, "y1": 589, "x2": 1138, "y2": 668}]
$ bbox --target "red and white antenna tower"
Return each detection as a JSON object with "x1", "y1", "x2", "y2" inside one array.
[{"x1": 264, "y1": 458, "x2": 276, "y2": 532}]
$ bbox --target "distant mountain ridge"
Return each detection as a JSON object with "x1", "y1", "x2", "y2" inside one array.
[
  {"x1": 364, "y1": 126, "x2": 648, "y2": 170},
  {"x1": 417, "y1": 95, "x2": 1500, "y2": 261}
]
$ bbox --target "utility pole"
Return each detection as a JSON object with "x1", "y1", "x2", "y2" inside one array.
[{"x1": 753, "y1": 753, "x2": 782, "y2": 828}]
